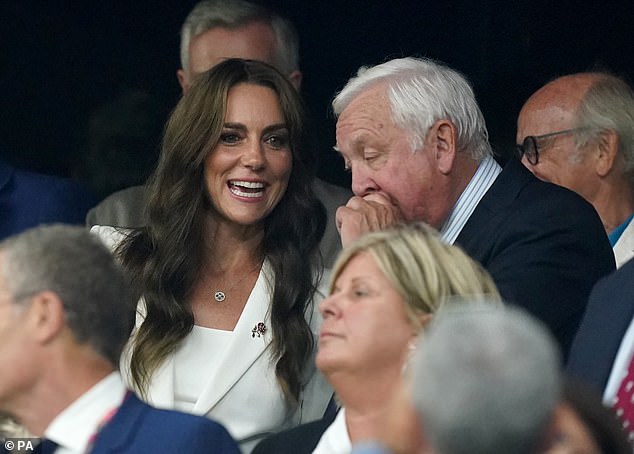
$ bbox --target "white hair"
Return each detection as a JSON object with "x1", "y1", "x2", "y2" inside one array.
[
  {"x1": 332, "y1": 57, "x2": 492, "y2": 160},
  {"x1": 573, "y1": 73, "x2": 634, "y2": 182}
]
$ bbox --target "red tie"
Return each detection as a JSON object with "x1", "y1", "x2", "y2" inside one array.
[{"x1": 614, "y1": 355, "x2": 634, "y2": 442}]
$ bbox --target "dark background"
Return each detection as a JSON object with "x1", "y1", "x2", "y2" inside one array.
[{"x1": 1, "y1": 0, "x2": 633, "y2": 195}]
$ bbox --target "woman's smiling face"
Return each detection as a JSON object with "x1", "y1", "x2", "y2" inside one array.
[{"x1": 204, "y1": 82, "x2": 292, "y2": 227}]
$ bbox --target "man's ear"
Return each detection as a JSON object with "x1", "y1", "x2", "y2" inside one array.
[
  {"x1": 429, "y1": 119, "x2": 457, "y2": 175},
  {"x1": 26, "y1": 291, "x2": 66, "y2": 344},
  {"x1": 595, "y1": 130, "x2": 620, "y2": 177}
]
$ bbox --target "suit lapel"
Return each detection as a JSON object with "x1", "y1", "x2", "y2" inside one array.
[
  {"x1": 456, "y1": 159, "x2": 531, "y2": 254},
  {"x1": 138, "y1": 260, "x2": 274, "y2": 416},
  {"x1": 192, "y1": 260, "x2": 273, "y2": 414}
]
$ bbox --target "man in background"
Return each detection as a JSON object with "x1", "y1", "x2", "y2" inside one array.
[
  {"x1": 352, "y1": 306, "x2": 624, "y2": 454},
  {"x1": 517, "y1": 72, "x2": 634, "y2": 267},
  {"x1": 0, "y1": 225, "x2": 240, "y2": 453}
]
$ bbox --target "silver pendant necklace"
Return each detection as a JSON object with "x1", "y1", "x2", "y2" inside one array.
[
  {"x1": 213, "y1": 261, "x2": 262, "y2": 302},
  {"x1": 214, "y1": 291, "x2": 228, "y2": 302}
]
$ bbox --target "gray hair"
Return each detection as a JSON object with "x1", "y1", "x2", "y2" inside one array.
[
  {"x1": 332, "y1": 57, "x2": 492, "y2": 160},
  {"x1": 180, "y1": 0, "x2": 299, "y2": 77},
  {"x1": 573, "y1": 73, "x2": 634, "y2": 181},
  {"x1": 0, "y1": 224, "x2": 136, "y2": 366},
  {"x1": 412, "y1": 304, "x2": 561, "y2": 454}
]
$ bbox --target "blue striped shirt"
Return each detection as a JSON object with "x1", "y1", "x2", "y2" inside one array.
[{"x1": 440, "y1": 155, "x2": 502, "y2": 245}]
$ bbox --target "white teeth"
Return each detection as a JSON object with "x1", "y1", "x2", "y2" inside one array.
[
  {"x1": 230, "y1": 187, "x2": 264, "y2": 198},
  {"x1": 230, "y1": 180, "x2": 265, "y2": 189}
]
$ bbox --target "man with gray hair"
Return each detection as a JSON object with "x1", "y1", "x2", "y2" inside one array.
[
  {"x1": 333, "y1": 56, "x2": 614, "y2": 357},
  {"x1": 176, "y1": 0, "x2": 301, "y2": 91},
  {"x1": 0, "y1": 225, "x2": 240, "y2": 453},
  {"x1": 411, "y1": 305, "x2": 561, "y2": 454},
  {"x1": 349, "y1": 305, "x2": 564, "y2": 454},
  {"x1": 87, "y1": 0, "x2": 351, "y2": 267},
  {"x1": 517, "y1": 72, "x2": 634, "y2": 267}
]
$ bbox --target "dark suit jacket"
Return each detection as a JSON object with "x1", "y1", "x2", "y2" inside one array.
[
  {"x1": 455, "y1": 159, "x2": 615, "y2": 359},
  {"x1": 0, "y1": 159, "x2": 96, "y2": 240},
  {"x1": 251, "y1": 412, "x2": 335, "y2": 454},
  {"x1": 566, "y1": 258, "x2": 634, "y2": 395},
  {"x1": 76, "y1": 394, "x2": 239, "y2": 453}
]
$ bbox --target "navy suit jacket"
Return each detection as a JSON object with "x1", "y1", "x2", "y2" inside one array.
[
  {"x1": 252, "y1": 411, "x2": 335, "y2": 454},
  {"x1": 0, "y1": 159, "x2": 96, "y2": 241},
  {"x1": 31, "y1": 393, "x2": 241, "y2": 454},
  {"x1": 455, "y1": 159, "x2": 615, "y2": 359},
  {"x1": 566, "y1": 258, "x2": 634, "y2": 395}
]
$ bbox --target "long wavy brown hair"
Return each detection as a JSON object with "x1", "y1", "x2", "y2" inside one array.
[{"x1": 117, "y1": 59, "x2": 326, "y2": 405}]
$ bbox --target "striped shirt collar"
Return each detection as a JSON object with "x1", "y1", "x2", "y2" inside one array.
[{"x1": 440, "y1": 155, "x2": 502, "y2": 244}]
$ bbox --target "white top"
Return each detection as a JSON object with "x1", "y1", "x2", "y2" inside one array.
[
  {"x1": 91, "y1": 225, "x2": 333, "y2": 454},
  {"x1": 45, "y1": 372, "x2": 127, "y2": 454},
  {"x1": 603, "y1": 316, "x2": 634, "y2": 405},
  {"x1": 174, "y1": 326, "x2": 234, "y2": 413},
  {"x1": 313, "y1": 408, "x2": 351, "y2": 454},
  {"x1": 440, "y1": 155, "x2": 502, "y2": 245}
]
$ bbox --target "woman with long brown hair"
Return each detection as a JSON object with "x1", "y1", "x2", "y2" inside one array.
[{"x1": 95, "y1": 58, "x2": 330, "y2": 452}]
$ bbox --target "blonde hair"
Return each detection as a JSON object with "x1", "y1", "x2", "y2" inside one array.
[{"x1": 330, "y1": 223, "x2": 501, "y2": 329}]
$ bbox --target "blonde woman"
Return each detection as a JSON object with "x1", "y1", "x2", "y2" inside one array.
[{"x1": 253, "y1": 222, "x2": 502, "y2": 454}]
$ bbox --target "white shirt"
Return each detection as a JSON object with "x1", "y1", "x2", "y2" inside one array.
[
  {"x1": 603, "y1": 316, "x2": 634, "y2": 406},
  {"x1": 313, "y1": 408, "x2": 351, "y2": 454},
  {"x1": 45, "y1": 372, "x2": 127, "y2": 454},
  {"x1": 174, "y1": 325, "x2": 234, "y2": 413},
  {"x1": 440, "y1": 155, "x2": 502, "y2": 245},
  {"x1": 613, "y1": 217, "x2": 634, "y2": 268}
]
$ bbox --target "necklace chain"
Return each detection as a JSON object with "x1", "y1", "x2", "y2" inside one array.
[{"x1": 213, "y1": 261, "x2": 262, "y2": 303}]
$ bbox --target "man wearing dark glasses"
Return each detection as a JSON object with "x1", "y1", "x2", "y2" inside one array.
[{"x1": 517, "y1": 72, "x2": 634, "y2": 268}]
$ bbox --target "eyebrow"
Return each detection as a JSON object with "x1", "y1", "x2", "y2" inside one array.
[
  {"x1": 334, "y1": 134, "x2": 368, "y2": 158},
  {"x1": 223, "y1": 122, "x2": 288, "y2": 135},
  {"x1": 335, "y1": 275, "x2": 373, "y2": 286}
]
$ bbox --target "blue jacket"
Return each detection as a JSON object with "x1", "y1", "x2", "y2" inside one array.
[
  {"x1": 0, "y1": 159, "x2": 96, "y2": 240},
  {"x1": 30, "y1": 393, "x2": 241, "y2": 454},
  {"x1": 566, "y1": 258, "x2": 634, "y2": 394}
]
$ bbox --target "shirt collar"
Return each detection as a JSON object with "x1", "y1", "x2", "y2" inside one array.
[
  {"x1": 44, "y1": 372, "x2": 127, "y2": 454},
  {"x1": 313, "y1": 407, "x2": 351, "y2": 453},
  {"x1": 609, "y1": 213, "x2": 634, "y2": 247},
  {"x1": 440, "y1": 155, "x2": 502, "y2": 244}
]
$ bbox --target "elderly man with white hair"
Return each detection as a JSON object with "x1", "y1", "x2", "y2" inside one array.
[{"x1": 332, "y1": 56, "x2": 614, "y2": 357}]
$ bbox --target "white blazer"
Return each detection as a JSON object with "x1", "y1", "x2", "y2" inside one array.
[{"x1": 92, "y1": 226, "x2": 333, "y2": 453}]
